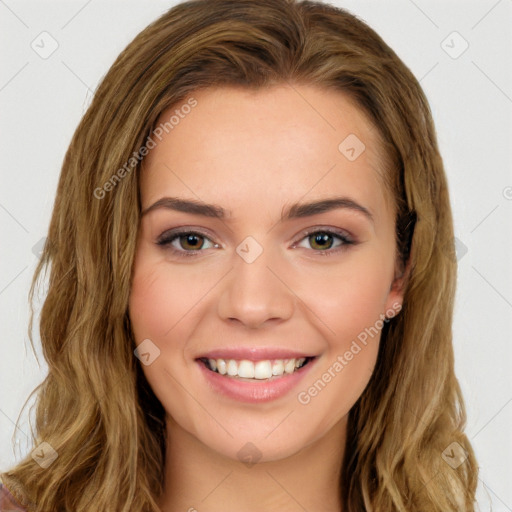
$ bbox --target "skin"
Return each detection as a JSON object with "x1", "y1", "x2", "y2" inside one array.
[{"x1": 128, "y1": 84, "x2": 407, "y2": 512}]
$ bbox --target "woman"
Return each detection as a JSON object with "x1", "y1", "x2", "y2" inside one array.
[{"x1": 0, "y1": 0, "x2": 478, "y2": 510}]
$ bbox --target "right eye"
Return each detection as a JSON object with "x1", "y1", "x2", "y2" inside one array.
[{"x1": 156, "y1": 230, "x2": 219, "y2": 257}]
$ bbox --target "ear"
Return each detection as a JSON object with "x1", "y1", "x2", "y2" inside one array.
[
  {"x1": 386, "y1": 210, "x2": 416, "y2": 315},
  {"x1": 384, "y1": 251, "x2": 412, "y2": 316}
]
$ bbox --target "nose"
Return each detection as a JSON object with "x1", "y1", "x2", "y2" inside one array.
[{"x1": 216, "y1": 242, "x2": 295, "y2": 329}]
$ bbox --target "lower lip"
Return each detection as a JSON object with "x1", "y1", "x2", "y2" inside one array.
[{"x1": 197, "y1": 359, "x2": 316, "y2": 403}]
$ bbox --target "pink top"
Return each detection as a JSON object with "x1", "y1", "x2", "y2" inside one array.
[{"x1": 0, "y1": 483, "x2": 27, "y2": 511}]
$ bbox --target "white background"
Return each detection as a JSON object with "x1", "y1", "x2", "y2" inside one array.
[{"x1": 1, "y1": 0, "x2": 511, "y2": 509}]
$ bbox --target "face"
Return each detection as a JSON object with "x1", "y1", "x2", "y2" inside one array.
[{"x1": 128, "y1": 84, "x2": 404, "y2": 463}]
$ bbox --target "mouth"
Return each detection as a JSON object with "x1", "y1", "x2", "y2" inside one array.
[
  {"x1": 195, "y1": 348, "x2": 319, "y2": 402},
  {"x1": 197, "y1": 356, "x2": 315, "y2": 381}
]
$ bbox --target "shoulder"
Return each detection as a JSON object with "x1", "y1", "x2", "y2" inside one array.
[{"x1": 0, "y1": 482, "x2": 27, "y2": 512}]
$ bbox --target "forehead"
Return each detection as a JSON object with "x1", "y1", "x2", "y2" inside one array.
[{"x1": 140, "y1": 84, "x2": 394, "y2": 226}]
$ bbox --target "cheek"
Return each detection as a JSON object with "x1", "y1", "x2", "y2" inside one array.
[
  {"x1": 128, "y1": 246, "x2": 224, "y2": 390},
  {"x1": 127, "y1": 252, "x2": 192, "y2": 410},
  {"x1": 291, "y1": 252, "x2": 390, "y2": 408},
  {"x1": 293, "y1": 264, "x2": 388, "y2": 435},
  {"x1": 129, "y1": 265, "x2": 181, "y2": 342},
  {"x1": 294, "y1": 251, "x2": 392, "y2": 345},
  {"x1": 128, "y1": 252, "x2": 209, "y2": 428},
  {"x1": 129, "y1": 250, "x2": 208, "y2": 343}
]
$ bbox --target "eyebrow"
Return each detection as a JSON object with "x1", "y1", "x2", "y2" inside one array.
[{"x1": 141, "y1": 196, "x2": 374, "y2": 224}]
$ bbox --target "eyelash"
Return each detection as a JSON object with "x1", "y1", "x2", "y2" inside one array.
[{"x1": 156, "y1": 227, "x2": 355, "y2": 258}]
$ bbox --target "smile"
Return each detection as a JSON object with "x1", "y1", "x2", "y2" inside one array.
[
  {"x1": 199, "y1": 357, "x2": 313, "y2": 380},
  {"x1": 196, "y1": 352, "x2": 318, "y2": 403}
]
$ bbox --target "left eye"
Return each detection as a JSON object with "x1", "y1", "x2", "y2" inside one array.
[
  {"x1": 156, "y1": 231, "x2": 217, "y2": 255},
  {"x1": 295, "y1": 230, "x2": 352, "y2": 252}
]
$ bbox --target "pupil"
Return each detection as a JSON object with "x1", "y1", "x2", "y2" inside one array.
[
  {"x1": 184, "y1": 234, "x2": 201, "y2": 249},
  {"x1": 312, "y1": 233, "x2": 332, "y2": 250}
]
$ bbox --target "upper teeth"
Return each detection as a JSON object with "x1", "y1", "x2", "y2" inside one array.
[{"x1": 207, "y1": 358, "x2": 307, "y2": 379}]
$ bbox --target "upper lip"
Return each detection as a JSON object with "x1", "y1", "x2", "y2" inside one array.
[{"x1": 196, "y1": 347, "x2": 317, "y2": 361}]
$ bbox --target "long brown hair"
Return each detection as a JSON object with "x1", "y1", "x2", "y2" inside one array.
[{"x1": 1, "y1": 0, "x2": 478, "y2": 510}]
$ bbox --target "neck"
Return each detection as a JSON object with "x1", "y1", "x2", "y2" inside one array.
[{"x1": 158, "y1": 415, "x2": 347, "y2": 512}]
